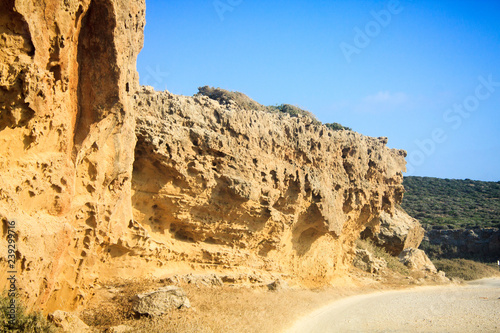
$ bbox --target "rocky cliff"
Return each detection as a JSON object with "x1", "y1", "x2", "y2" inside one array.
[
  {"x1": 422, "y1": 228, "x2": 500, "y2": 261},
  {"x1": 0, "y1": 0, "x2": 409, "y2": 313},
  {"x1": 0, "y1": 0, "x2": 145, "y2": 311},
  {"x1": 131, "y1": 87, "x2": 407, "y2": 286}
]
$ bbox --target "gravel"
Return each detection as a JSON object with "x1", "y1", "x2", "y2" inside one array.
[{"x1": 287, "y1": 278, "x2": 500, "y2": 333}]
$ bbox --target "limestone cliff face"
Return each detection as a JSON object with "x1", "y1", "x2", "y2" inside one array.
[
  {"x1": 0, "y1": 0, "x2": 145, "y2": 311},
  {"x1": 131, "y1": 87, "x2": 407, "y2": 286},
  {"x1": 0, "y1": 0, "x2": 408, "y2": 312}
]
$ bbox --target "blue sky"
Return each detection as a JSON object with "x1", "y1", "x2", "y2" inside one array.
[{"x1": 137, "y1": 0, "x2": 500, "y2": 181}]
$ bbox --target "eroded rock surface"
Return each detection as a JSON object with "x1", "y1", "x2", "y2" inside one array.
[
  {"x1": 361, "y1": 206, "x2": 425, "y2": 256},
  {"x1": 0, "y1": 0, "x2": 411, "y2": 313},
  {"x1": 0, "y1": 0, "x2": 145, "y2": 311},
  {"x1": 130, "y1": 88, "x2": 407, "y2": 286},
  {"x1": 48, "y1": 310, "x2": 90, "y2": 333},
  {"x1": 353, "y1": 249, "x2": 387, "y2": 274}
]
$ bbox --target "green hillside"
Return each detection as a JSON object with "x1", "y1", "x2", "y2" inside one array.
[{"x1": 401, "y1": 176, "x2": 500, "y2": 229}]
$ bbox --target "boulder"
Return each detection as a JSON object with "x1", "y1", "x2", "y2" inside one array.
[
  {"x1": 398, "y1": 248, "x2": 437, "y2": 273},
  {"x1": 353, "y1": 249, "x2": 387, "y2": 274},
  {"x1": 48, "y1": 310, "x2": 90, "y2": 332},
  {"x1": 362, "y1": 206, "x2": 425, "y2": 256},
  {"x1": 132, "y1": 286, "x2": 191, "y2": 316}
]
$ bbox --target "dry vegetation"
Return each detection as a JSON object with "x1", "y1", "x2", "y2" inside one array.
[
  {"x1": 195, "y1": 86, "x2": 351, "y2": 130},
  {"x1": 433, "y1": 259, "x2": 500, "y2": 281},
  {"x1": 0, "y1": 293, "x2": 56, "y2": 333},
  {"x1": 79, "y1": 273, "x2": 419, "y2": 333}
]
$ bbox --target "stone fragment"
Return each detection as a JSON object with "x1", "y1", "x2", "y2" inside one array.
[
  {"x1": 267, "y1": 279, "x2": 289, "y2": 291},
  {"x1": 132, "y1": 286, "x2": 191, "y2": 316},
  {"x1": 353, "y1": 249, "x2": 387, "y2": 274}
]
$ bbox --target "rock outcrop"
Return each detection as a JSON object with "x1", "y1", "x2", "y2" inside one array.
[
  {"x1": 398, "y1": 248, "x2": 437, "y2": 273},
  {"x1": 0, "y1": 0, "x2": 410, "y2": 313},
  {"x1": 0, "y1": 0, "x2": 145, "y2": 311},
  {"x1": 353, "y1": 249, "x2": 387, "y2": 274},
  {"x1": 130, "y1": 87, "x2": 407, "y2": 286},
  {"x1": 48, "y1": 310, "x2": 90, "y2": 333},
  {"x1": 422, "y1": 228, "x2": 500, "y2": 261},
  {"x1": 361, "y1": 206, "x2": 425, "y2": 256}
]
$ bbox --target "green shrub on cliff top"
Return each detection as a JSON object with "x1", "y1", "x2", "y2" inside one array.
[
  {"x1": 196, "y1": 86, "x2": 351, "y2": 130},
  {"x1": 196, "y1": 86, "x2": 266, "y2": 111},
  {"x1": 324, "y1": 122, "x2": 352, "y2": 131}
]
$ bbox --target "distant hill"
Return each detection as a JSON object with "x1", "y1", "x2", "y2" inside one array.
[{"x1": 401, "y1": 176, "x2": 500, "y2": 229}]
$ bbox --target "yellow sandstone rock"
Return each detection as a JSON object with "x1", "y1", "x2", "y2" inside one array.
[
  {"x1": 0, "y1": 0, "x2": 145, "y2": 312},
  {"x1": 0, "y1": 0, "x2": 408, "y2": 313}
]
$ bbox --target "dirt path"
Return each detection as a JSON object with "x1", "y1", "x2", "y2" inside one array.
[{"x1": 286, "y1": 278, "x2": 500, "y2": 333}]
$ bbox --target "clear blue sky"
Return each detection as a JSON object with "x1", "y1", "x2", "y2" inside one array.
[{"x1": 137, "y1": 0, "x2": 500, "y2": 181}]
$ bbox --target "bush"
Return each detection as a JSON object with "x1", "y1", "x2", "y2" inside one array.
[
  {"x1": 402, "y1": 176, "x2": 500, "y2": 229},
  {"x1": 197, "y1": 86, "x2": 351, "y2": 131},
  {"x1": 266, "y1": 104, "x2": 320, "y2": 124},
  {"x1": 0, "y1": 293, "x2": 56, "y2": 333},
  {"x1": 433, "y1": 258, "x2": 500, "y2": 281},
  {"x1": 324, "y1": 122, "x2": 352, "y2": 131},
  {"x1": 196, "y1": 86, "x2": 266, "y2": 111}
]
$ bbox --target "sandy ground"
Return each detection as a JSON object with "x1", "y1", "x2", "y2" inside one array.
[{"x1": 286, "y1": 278, "x2": 500, "y2": 333}]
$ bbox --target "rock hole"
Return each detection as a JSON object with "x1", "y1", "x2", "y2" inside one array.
[{"x1": 50, "y1": 64, "x2": 62, "y2": 82}]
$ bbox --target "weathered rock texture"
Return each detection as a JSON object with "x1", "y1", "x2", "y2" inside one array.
[
  {"x1": 361, "y1": 206, "x2": 425, "y2": 256},
  {"x1": 131, "y1": 87, "x2": 407, "y2": 286},
  {"x1": 0, "y1": 0, "x2": 410, "y2": 312},
  {"x1": 353, "y1": 249, "x2": 387, "y2": 274},
  {"x1": 0, "y1": 0, "x2": 145, "y2": 311},
  {"x1": 48, "y1": 310, "x2": 90, "y2": 332}
]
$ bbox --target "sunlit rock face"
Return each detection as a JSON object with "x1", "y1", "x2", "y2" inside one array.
[
  {"x1": 0, "y1": 0, "x2": 409, "y2": 312},
  {"x1": 0, "y1": 0, "x2": 145, "y2": 311},
  {"x1": 131, "y1": 88, "x2": 407, "y2": 287}
]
